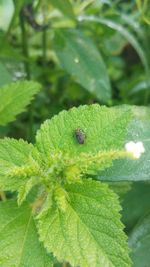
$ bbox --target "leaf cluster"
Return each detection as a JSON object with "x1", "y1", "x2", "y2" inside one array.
[{"x1": 0, "y1": 104, "x2": 135, "y2": 267}]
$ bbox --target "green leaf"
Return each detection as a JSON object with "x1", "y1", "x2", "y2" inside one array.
[
  {"x1": 50, "y1": 0, "x2": 75, "y2": 20},
  {"x1": 99, "y1": 106, "x2": 150, "y2": 181},
  {"x1": 129, "y1": 80, "x2": 150, "y2": 95},
  {"x1": 122, "y1": 182, "x2": 150, "y2": 233},
  {"x1": 53, "y1": 30, "x2": 111, "y2": 102},
  {"x1": 37, "y1": 179, "x2": 131, "y2": 267},
  {"x1": 108, "y1": 181, "x2": 132, "y2": 202},
  {"x1": 36, "y1": 104, "x2": 131, "y2": 156},
  {"x1": 0, "y1": 62, "x2": 12, "y2": 87},
  {"x1": 78, "y1": 15, "x2": 149, "y2": 74},
  {"x1": 129, "y1": 212, "x2": 150, "y2": 267},
  {"x1": 0, "y1": 138, "x2": 34, "y2": 191},
  {"x1": 0, "y1": 0, "x2": 14, "y2": 31},
  {"x1": 0, "y1": 80, "x2": 41, "y2": 125},
  {"x1": 17, "y1": 176, "x2": 39, "y2": 206},
  {"x1": 0, "y1": 200, "x2": 53, "y2": 267}
]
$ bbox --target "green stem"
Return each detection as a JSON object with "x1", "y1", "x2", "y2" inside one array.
[
  {"x1": 62, "y1": 262, "x2": 67, "y2": 267},
  {"x1": 144, "y1": 85, "x2": 149, "y2": 105},
  {"x1": 42, "y1": 28, "x2": 47, "y2": 68},
  {"x1": 20, "y1": 13, "x2": 30, "y2": 80},
  {"x1": 0, "y1": 191, "x2": 6, "y2": 201},
  {"x1": 41, "y1": 1, "x2": 48, "y2": 74},
  {"x1": 143, "y1": 62, "x2": 150, "y2": 105},
  {"x1": 20, "y1": 11, "x2": 34, "y2": 141}
]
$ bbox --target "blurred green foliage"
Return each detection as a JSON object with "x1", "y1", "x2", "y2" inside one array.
[
  {"x1": 1, "y1": 1, "x2": 150, "y2": 266},
  {"x1": 0, "y1": 0, "x2": 150, "y2": 142}
]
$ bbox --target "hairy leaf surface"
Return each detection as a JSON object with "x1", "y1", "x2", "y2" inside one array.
[
  {"x1": 37, "y1": 179, "x2": 131, "y2": 267},
  {"x1": 36, "y1": 104, "x2": 131, "y2": 157},
  {"x1": 0, "y1": 138, "x2": 34, "y2": 191},
  {"x1": 0, "y1": 200, "x2": 53, "y2": 267}
]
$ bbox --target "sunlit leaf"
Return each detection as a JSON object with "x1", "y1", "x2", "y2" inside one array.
[
  {"x1": 37, "y1": 179, "x2": 131, "y2": 267},
  {"x1": 36, "y1": 104, "x2": 131, "y2": 155}
]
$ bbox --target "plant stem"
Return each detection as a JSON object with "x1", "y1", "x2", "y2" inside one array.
[
  {"x1": 62, "y1": 262, "x2": 67, "y2": 267},
  {"x1": 20, "y1": 13, "x2": 30, "y2": 80},
  {"x1": 0, "y1": 191, "x2": 6, "y2": 201},
  {"x1": 42, "y1": 28, "x2": 47, "y2": 68},
  {"x1": 20, "y1": 11, "x2": 34, "y2": 141},
  {"x1": 42, "y1": 2, "x2": 48, "y2": 73},
  {"x1": 144, "y1": 64, "x2": 150, "y2": 105}
]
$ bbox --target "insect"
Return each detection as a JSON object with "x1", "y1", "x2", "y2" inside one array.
[{"x1": 75, "y1": 128, "x2": 86, "y2": 144}]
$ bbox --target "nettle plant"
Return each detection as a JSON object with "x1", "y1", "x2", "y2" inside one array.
[{"x1": 0, "y1": 104, "x2": 148, "y2": 267}]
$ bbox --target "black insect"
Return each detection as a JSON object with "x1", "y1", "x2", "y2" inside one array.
[{"x1": 75, "y1": 128, "x2": 86, "y2": 144}]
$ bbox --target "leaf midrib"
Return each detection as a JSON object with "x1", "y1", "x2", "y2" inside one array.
[
  {"x1": 68, "y1": 202, "x2": 115, "y2": 267},
  {"x1": 17, "y1": 212, "x2": 32, "y2": 267}
]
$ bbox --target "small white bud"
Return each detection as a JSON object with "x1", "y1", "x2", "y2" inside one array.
[
  {"x1": 125, "y1": 141, "x2": 145, "y2": 159},
  {"x1": 74, "y1": 58, "x2": 79, "y2": 63}
]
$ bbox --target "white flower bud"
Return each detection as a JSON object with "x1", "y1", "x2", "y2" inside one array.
[{"x1": 125, "y1": 141, "x2": 145, "y2": 159}]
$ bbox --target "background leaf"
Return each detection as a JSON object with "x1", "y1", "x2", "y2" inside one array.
[
  {"x1": 122, "y1": 182, "x2": 150, "y2": 233},
  {"x1": 78, "y1": 15, "x2": 149, "y2": 74},
  {"x1": 99, "y1": 106, "x2": 150, "y2": 182},
  {"x1": 0, "y1": 0, "x2": 14, "y2": 31},
  {"x1": 37, "y1": 179, "x2": 131, "y2": 267},
  {"x1": 0, "y1": 80, "x2": 41, "y2": 125},
  {"x1": 53, "y1": 30, "x2": 111, "y2": 102},
  {"x1": 0, "y1": 200, "x2": 53, "y2": 267},
  {"x1": 129, "y1": 212, "x2": 150, "y2": 267},
  {"x1": 50, "y1": 0, "x2": 75, "y2": 20}
]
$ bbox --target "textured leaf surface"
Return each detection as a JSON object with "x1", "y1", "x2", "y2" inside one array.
[
  {"x1": 0, "y1": 200, "x2": 53, "y2": 267},
  {"x1": 17, "y1": 176, "x2": 39, "y2": 205},
  {"x1": 36, "y1": 104, "x2": 131, "y2": 156},
  {"x1": 0, "y1": 80, "x2": 41, "y2": 125},
  {"x1": 53, "y1": 30, "x2": 111, "y2": 101},
  {"x1": 37, "y1": 179, "x2": 131, "y2": 267},
  {"x1": 0, "y1": 138, "x2": 34, "y2": 191},
  {"x1": 129, "y1": 212, "x2": 150, "y2": 267},
  {"x1": 99, "y1": 106, "x2": 150, "y2": 181},
  {"x1": 50, "y1": 0, "x2": 75, "y2": 19}
]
